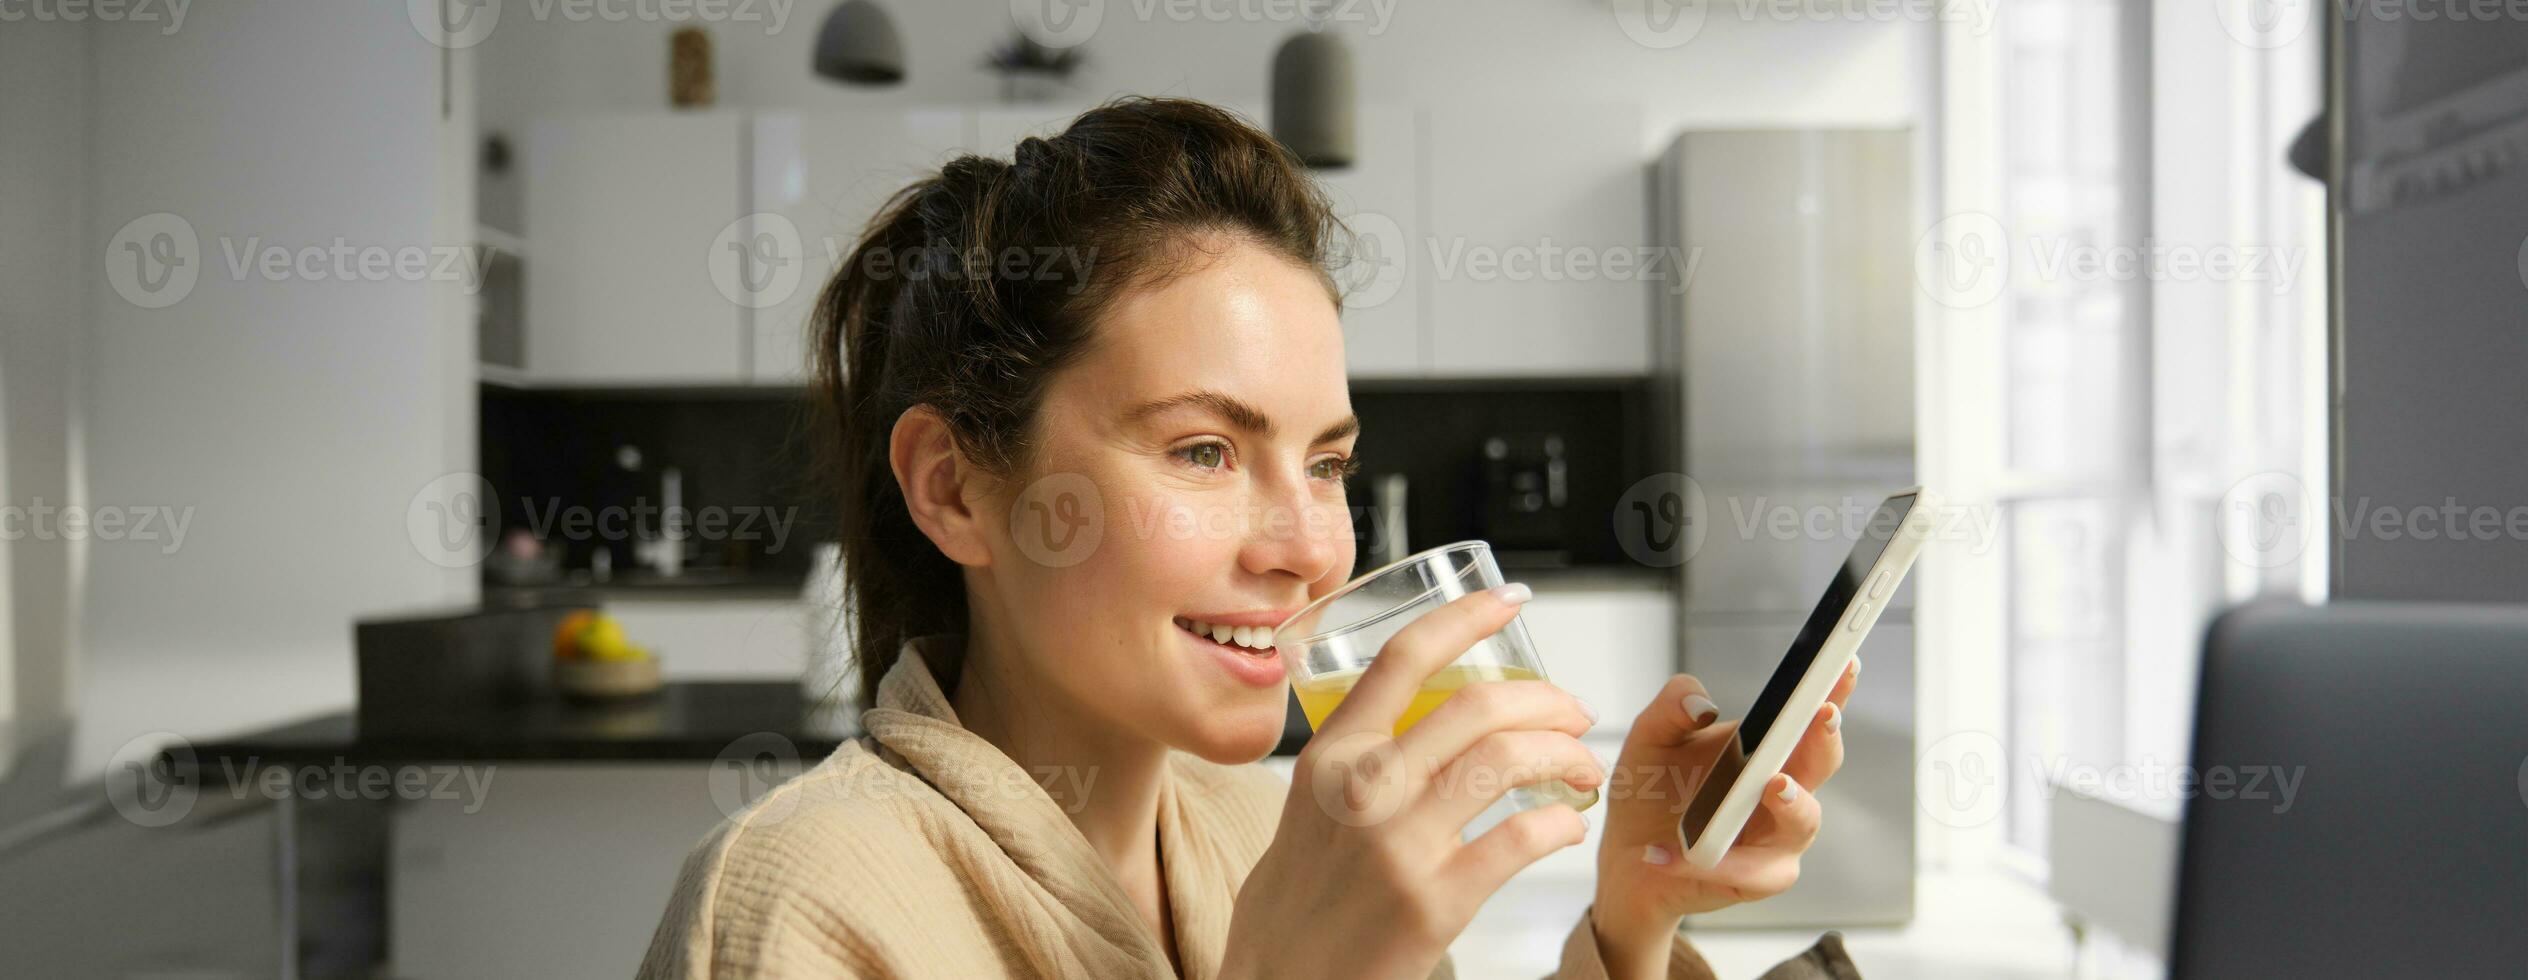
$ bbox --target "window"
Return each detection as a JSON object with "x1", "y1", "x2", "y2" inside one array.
[{"x1": 1923, "y1": 0, "x2": 2327, "y2": 869}]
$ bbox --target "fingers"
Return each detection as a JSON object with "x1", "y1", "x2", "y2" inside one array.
[
  {"x1": 1826, "y1": 656, "x2": 1860, "y2": 710},
  {"x1": 1448, "y1": 802, "x2": 1589, "y2": 898},
  {"x1": 1316, "y1": 585, "x2": 1530, "y2": 740},
  {"x1": 1393, "y1": 679, "x2": 1594, "y2": 767},
  {"x1": 1665, "y1": 773, "x2": 1816, "y2": 899},
  {"x1": 1777, "y1": 700, "x2": 1846, "y2": 793},
  {"x1": 1754, "y1": 773, "x2": 1822, "y2": 849},
  {"x1": 1628, "y1": 673, "x2": 1723, "y2": 751},
  {"x1": 1414, "y1": 729, "x2": 1605, "y2": 832}
]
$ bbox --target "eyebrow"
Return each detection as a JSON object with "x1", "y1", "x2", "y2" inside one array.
[{"x1": 1120, "y1": 388, "x2": 1361, "y2": 446}]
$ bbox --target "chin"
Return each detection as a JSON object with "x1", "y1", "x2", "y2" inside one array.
[{"x1": 1172, "y1": 700, "x2": 1291, "y2": 765}]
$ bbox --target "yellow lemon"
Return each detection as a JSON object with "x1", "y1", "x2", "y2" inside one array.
[{"x1": 578, "y1": 615, "x2": 641, "y2": 662}]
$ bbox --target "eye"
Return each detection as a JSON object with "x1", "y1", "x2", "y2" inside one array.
[
  {"x1": 1309, "y1": 454, "x2": 1363, "y2": 483},
  {"x1": 1171, "y1": 439, "x2": 1232, "y2": 471}
]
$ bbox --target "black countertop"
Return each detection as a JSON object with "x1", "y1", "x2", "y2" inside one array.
[
  {"x1": 172, "y1": 681, "x2": 1313, "y2": 780},
  {"x1": 173, "y1": 682, "x2": 857, "y2": 776}
]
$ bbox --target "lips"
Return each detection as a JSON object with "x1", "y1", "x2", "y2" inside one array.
[{"x1": 1175, "y1": 617, "x2": 1286, "y2": 688}]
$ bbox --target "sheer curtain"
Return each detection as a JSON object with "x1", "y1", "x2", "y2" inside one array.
[{"x1": 1920, "y1": 0, "x2": 2327, "y2": 871}]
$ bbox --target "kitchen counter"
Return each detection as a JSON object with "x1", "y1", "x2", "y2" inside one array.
[{"x1": 169, "y1": 682, "x2": 856, "y2": 776}]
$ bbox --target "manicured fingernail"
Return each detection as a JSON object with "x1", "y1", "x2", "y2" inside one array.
[
  {"x1": 1824, "y1": 702, "x2": 1842, "y2": 734},
  {"x1": 1776, "y1": 775, "x2": 1802, "y2": 803},
  {"x1": 1490, "y1": 582, "x2": 1532, "y2": 605},
  {"x1": 1643, "y1": 843, "x2": 1675, "y2": 866},
  {"x1": 1683, "y1": 693, "x2": 1719, "y2": 724},
  {"x1": 1851, "y1": 656, "x2": 1863, "y2": 678},
  {"x1": 1577, "y1": 698, "x2": 1600, "y2": 725}
]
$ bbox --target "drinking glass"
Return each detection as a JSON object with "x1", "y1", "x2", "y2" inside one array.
[{"x1": 1275, "y1": 541, "x2": 1600, "y2": 839}]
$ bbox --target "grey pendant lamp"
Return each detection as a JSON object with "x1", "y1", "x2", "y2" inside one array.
[
  {"x1": 812, "y1": 0, "x2": 904, "y2": 85},
  {"x1": 1270, "y1": 10, "x2": 1354, "y2": 168}
]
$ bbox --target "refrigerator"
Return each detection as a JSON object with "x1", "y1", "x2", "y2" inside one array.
[{"x1": 1649, "y1": 129, "x2": 1919, "y2": 927}]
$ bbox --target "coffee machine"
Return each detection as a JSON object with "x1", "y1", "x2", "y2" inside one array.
[{"x1": 1477, "y1": 433, "x2": 1569, "y2": 566}]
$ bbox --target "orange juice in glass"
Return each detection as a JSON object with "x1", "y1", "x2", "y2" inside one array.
[{"x1": 1277, "y1": 541, "x2": 1599, "y2": 836}]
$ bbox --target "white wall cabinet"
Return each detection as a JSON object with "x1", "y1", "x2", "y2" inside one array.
[
  {"x1": 1315, "y1": 102, "x2": 1427, "y2": 378},
  {"x1": 1423, "y1": 103, "x2": 1651, "y2": 376},
  {"x1": 511, "y1": 102, "x2": 1652, "y2": 386},
  {"x1": 750, "y1": 109, "x2": 974, "y2": 384},
  {"x1": 524, "y1": 113, "x2": 748, "y2": 384}
]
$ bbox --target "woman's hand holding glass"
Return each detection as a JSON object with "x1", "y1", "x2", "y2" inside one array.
[{"x1": 1221, "y1": 586, "x2": 1604, "y2": 980}]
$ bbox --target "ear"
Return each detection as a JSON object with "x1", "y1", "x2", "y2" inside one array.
[{"x1": 890, "y1": 405, "x2": 995, "y2": 567}]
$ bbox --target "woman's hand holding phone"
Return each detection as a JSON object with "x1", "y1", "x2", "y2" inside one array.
[
  {"x1": 1585, "y1": 661, "x2": 1860, "y2": 977},
  {"x1": 1221, "y1": 586, "x2": 1605, "y2": 980}
]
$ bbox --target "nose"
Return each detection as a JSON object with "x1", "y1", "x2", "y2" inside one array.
[{"x1": 1236, "y1": 465, "x2": 1350, "y2": 588}]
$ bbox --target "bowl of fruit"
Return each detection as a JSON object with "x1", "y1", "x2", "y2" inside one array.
[{"x1": 550, "y1": 610, "x2": 663, "y2": 701}]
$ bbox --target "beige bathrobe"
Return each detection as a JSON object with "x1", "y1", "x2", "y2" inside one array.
[{"x1": 638, "y1": 635, "x2": 1858, "y2": 980}]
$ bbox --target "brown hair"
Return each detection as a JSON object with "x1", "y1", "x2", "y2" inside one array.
[{"x1": 811, "y1": 97, "x2": 1344, "y2": 710}]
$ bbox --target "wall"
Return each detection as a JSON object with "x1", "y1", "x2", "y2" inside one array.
[
  {"x1": 68, "y1": 1, "x2": 473, "y2": 773},
  {"x1": 472, "y1": 0, "x2": 1918, "y2": 159},
  {"x1": 1, "y1": 18, "x2": 91, "y2": 761}
]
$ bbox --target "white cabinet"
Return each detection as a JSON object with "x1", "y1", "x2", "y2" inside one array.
[
  {"x1": 1315, "y1": 102, "x2": 1426, "y2": 378},
  {"x1": 511, "y1": 102, "x2": 1655, "y2": 387},
  {"x1": 524, "y1": 113, "x2": 747, "y2": 384},
  {"x1": 972, "y1": 103, "x2": 1096, "y2": 157},
  {"x1": 1424, "y1": 103, "x2": 1651, "y2": 376},
  {"x1": 750, "y1": 110, "x2": 973, "y2": 384}
]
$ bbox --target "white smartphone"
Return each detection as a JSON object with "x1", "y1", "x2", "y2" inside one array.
[{"x1": 1679, "y1": 488, "x2": 1939, "y2": 870}]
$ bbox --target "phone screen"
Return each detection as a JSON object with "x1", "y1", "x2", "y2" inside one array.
[{"x1": 1680, "y1": 492, "x2": 1917, "y2": 846}]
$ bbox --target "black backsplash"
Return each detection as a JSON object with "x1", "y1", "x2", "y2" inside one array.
[
  {"x1": 478, "y1": 386, "x2": 832, "y2": 582},
  {"x1": 479, "y1": 377, "x2": 1652, "y2": 583},
  {"x1": 1344, "y1": 377, "x2": 1655, "y2": 569}
]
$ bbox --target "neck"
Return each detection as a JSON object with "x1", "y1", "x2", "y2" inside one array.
[{"x1": 948, "y1": 607, "x2": 1174, "y2": 880}]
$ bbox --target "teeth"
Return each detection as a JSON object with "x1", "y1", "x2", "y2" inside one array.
[{"x1": 1177, "y1": 618, "x2": 1275, "y2": 651}]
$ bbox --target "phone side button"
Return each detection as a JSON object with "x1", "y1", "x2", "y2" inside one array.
[
  {"x1": 1866, "y1": 569, "x2": 1895, "y2": 599},
  {"x1": 1846, "y1": 600, "x2": 1874, "y2": 633}
]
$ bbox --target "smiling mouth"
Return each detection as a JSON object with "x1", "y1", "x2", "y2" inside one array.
[{"x1": 1173, "y1": 617, "x2": 1278, "y2": 655}]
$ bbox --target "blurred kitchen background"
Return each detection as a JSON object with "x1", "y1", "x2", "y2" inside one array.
[{"x1": 5, "y1": 2, "x2": 2524, "y2": 978}]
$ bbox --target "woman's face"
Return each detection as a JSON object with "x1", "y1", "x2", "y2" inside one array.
[{"x1": 975, "y1": 236, "x2": 1359, "y2": 764}]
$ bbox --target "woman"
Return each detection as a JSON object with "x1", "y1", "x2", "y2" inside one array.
[{"x1": 640, "y1": 97, "x2": 1860, "y2": 980}]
